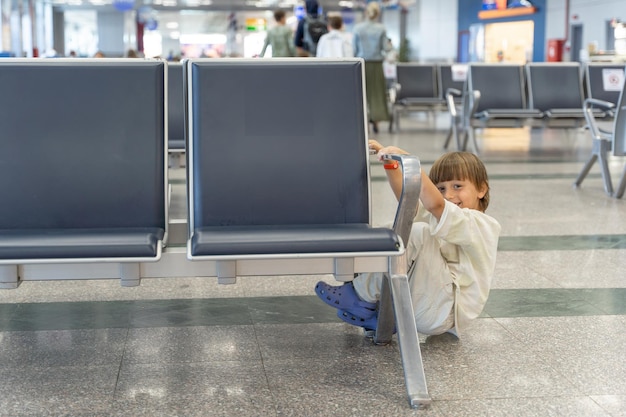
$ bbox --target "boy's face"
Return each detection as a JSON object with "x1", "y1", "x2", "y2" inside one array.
[{"x1": 435, "y1": 179, "x2": 486, "y2": 211}]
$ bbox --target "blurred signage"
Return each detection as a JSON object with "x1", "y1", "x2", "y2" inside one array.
[{"x1": 246, "y1": 18, "x2": 266, "y2": 32}]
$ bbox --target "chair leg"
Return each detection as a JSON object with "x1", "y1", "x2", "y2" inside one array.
[
  {"x1": 613, "y1": 162, "x2": 626, "y2": 198},
  {"x1": 382, "y1": 267, "x2": 431, "y2": 409},
  {"x1": 395, "y1": 108, "x2": 401, "y2": 132},
  {"x1": 597, "y1": 149, "x2": 615, "y2": 197},
  {"x1": 0, "y1": 265, "x2": 20, "y2": 289},
  {"x1": 374, "y1": 256, "x2": 431, "y2": 408},
  {"x1": 463, "y1": 128, "x2": 478, "y2": 153},
  {"x1": 375, "y1": 273, "x2": 395, "y2": 344},
  {"x1": 573, "y1": 154, "x2": 599, "y2": 188},
  {"x1": 443, "y1": 126, "x2": 454, "y2": 150}
]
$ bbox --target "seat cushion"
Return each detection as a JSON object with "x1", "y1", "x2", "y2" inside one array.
[
  {"x1": 169, "y1": 139, "x2": 185, "y2": 151},
  {"x1": 545, "y1": 108, "x2": 604, "y2": 119},
  {"x1": 397, "y1": 98, "x2": 443, "y2": 106},
  {"x1": 476, "y1": 109, "x2": 543, "y2": 119},
  {"x1": 190, "y1": 224, "x2": 401, "y2": 257},
  {"x1": 0, "y1": 228, "x2": 165, "y2": 260}
]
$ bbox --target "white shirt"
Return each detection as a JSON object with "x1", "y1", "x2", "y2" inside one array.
[
  {"x1": 316, "y1": 30, "x2": 354, "y2": 58},
  {"x1": 417, "y1": 200, "x2": 501, "y2": 335}
]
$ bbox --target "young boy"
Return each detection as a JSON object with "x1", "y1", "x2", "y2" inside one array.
[
  {"x1": 316, "y1": 141, "x2": 501, "y2": 336},
  {"x1": 316, "y1": 15, "x2": 353, "y2": 58}
]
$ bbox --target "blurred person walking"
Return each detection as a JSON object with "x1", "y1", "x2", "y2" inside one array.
[
  {"x1": 316, "y1": 14, "x2": 353, "y2": 58},
  {"x1": 353, "y1": 2, "x2": 390, "y2": 133},
  {"x1": 260, "y1": 9, "x2": 296, "y2": 58}
]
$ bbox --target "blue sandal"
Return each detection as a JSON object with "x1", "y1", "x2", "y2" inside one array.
[
  {"x1": 337, "y1": 309, "x2": 397, "y2": 334},
  {"x1": 337, "y1": 308, "x2": 378, "y2": 331},
  {"x1": 315, "y1": 281, "x2": 377, "y2": 319}
]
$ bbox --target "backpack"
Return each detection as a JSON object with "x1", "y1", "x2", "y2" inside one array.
[{"x1": 303, "y1": 16, "x2": 328, "y2": 55}]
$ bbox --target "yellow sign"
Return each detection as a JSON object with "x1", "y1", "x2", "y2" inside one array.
[{"x1": 246, "y1": 18, "x2": 266, "y2": 31}]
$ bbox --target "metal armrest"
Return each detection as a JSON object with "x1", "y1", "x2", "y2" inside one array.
[
  {"x1": 584, "y1": 98, "x2": 615, "y2": 141},
  {"x1": 379, "y1": 154, "x2": 421, "y2": 245},
  {"x1": 445, "y1": 88, "x2": 462, "y2": 117},
  {"x1": 391, "y1": 83, "x2": 402, "y2": 104},
  {"x1": 463, "y1": 90, "x2": 481, "y2": 124},
  {"x1": 585, "y1": 98, "x2": 615, "y2": 112},
  {"x1": 445, "y1": 88, "x2": 461, "y2": 97}
]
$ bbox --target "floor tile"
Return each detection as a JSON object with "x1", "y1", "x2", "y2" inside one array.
[{"x1": 0, "y1": 328, "x2": 127, "y2": 367}]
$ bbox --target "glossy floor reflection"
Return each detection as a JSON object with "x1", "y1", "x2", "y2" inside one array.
[{"x1": 1, "y1": 113, "x2": 625, "y2": 416}]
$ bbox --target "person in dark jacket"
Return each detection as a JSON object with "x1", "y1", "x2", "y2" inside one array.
[{"x1": 294, "y1": 0, "x2": 321, "y2": 57}]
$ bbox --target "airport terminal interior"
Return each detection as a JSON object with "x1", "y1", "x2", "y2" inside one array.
[{"x1": 0, "y1": 108, "x2": 625, "y2": 416}]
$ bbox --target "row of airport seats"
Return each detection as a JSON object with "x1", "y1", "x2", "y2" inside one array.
[
  {"x1": 389, "y1": 63, "x2": 466, "y2": 132},
  {"x1": 444, "y1": 62, "x2": 625, "y2": 153},
  {"x1": 0, "y1": 58, "x2": 430, "y2": 408},
  {"x1": 445, "y1": 61, "x2": 626, "y2": 198},
  {"x1": 390, "y1": 62, "x2": 624, "y2": 138},
  {"x1": 167, "y1": 62, "x2": 185, "y2": 167}
]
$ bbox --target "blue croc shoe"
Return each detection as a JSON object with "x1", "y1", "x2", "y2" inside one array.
[
  {"x1": 337, "y1": 309, "x2": 397, "y2": 334},
  {"x1": 337, "y1": 308, "x2": 378, "y2": 331},
  {"x1": 315, "y1": 281, "x2": 377, "y2": 319}
]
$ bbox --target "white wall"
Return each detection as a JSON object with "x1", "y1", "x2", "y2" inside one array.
[
  {"x1": 417, "y1": 0, "x2": 457, "y2": 62},
  {"x1": 545, "y1": 0, "x2": 624, "y2": 54},
  {"x1": 380, "y1": 0, "x2": 458, "y2": 63}
]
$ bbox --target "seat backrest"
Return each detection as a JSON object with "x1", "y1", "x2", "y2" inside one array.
[
  {"x1": 0, "y1": 59, "x2": 166, "y2": 231},
  {"x1": 613, "y1": 76, "x2": 626, "y2": 157},
  {"x1": 439, "y1": 63, "x2": 467, "y2": 96},
  {"x1": 167, "y1": 62, "x2": 185, "y2": 143},
  {"x1": 395, "y1": 63, "x2": 438, "y2": 100},
  {"x1": 526, "y1": 63, "x2": 584, "y2": 111},
  {"x1": 186, "y1": 59, "x2": 370, "y2": 229},
  {"x1": 467, "y1": 64, "x2": 527, "y2": 112},
  {"x1": 585, "y1": 63, "x2": 625, "y2": 106}
]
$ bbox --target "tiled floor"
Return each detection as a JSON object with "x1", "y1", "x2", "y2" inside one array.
[{"x1": 1, "y1": 112, "x2": 625, "y2": 416}]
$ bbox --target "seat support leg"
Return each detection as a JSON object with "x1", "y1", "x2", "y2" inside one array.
[
  {"x1": 0, "y1": 265, "x2": 20, "y2": 289},
  {"x1": 613, "y1": 162, "x2": 626, "y2": 198},
  {"x1": 574, "y1": 139, "x2": 613, "y2": 196},
  {"x1": 374, "y1": 273, "x2": 395, "y2": 344},
  {"x1": 120, "y1": 263, "x2": 140, "y2": 287},
  {"x1": 375, "y1": 256, "x2": 431, "y2": 409},
  {"x1": 334, "y1": 258, "x2": 355, "y2": 282},
  {"x1": 573, "y1": 154, "x2": 598, "y2": 188},
  {"x1": 216, "y1": 260, "x2": 237, "y2": 284}
]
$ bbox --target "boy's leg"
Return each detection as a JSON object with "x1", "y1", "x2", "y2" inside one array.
[
  {"x1": 354, "y1": 223, "x2": 455, "y2": 335},
  {"x1": 351, "y1": 272, "x2": 384, "y2": 303},
  {"x1": 405, "y1": 224, "x2": 456, "y2": 335}
]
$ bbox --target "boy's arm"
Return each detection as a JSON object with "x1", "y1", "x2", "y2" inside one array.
[{"x1": 371, "y1": 142, "x2": 446, "y2": 221}]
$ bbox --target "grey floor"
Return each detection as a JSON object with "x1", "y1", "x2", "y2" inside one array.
[{"x1": 1, "y1": 112, "x2": 626, "y2": 416}]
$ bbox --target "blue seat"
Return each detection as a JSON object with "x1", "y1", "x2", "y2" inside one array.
[
  {"x1": 584, "y1": 62, "x2": 625, "y2": 119},
  {"x1": 458, "y1": 64, "x2": 543, "y2": 152},
  {"x1": 390, "y1": 63, "x2": 443, "y2": 131},
  {"x1": 184, "y1": 58, "x2": 430, "y2": 408},
  {"x1": 167, "y1": 62, "x2": 186, "y2": 152},
  {"x1": 526, "y1": 62, "x2": 601, "y2": 127},
  {"x1": 0, "y1": 59, "x2": 167, "y2": 264}
]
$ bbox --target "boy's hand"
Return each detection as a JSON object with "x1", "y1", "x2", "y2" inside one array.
[
  {"x1": 376, "y1": 145, "x2": 410, "y2": 162},
  {"x1": 368, "y1": 139, "x2": 384, "y2": 154}
]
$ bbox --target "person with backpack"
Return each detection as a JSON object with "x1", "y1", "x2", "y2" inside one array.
[{"x1": 294, "y1": 0, "x2": 327, "y2": 57}]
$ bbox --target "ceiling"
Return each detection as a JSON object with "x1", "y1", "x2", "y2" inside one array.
[{"x1": 50, "y1": 0, "x2": 372, "y2": 12}]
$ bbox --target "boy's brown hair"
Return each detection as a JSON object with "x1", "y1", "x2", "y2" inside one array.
[
  {"x1": 428, "y1": 152, "x2": 491, "y2": 212},
  {"x1": 327, "y1": 15, "x2": 343, "y2": 30}
]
